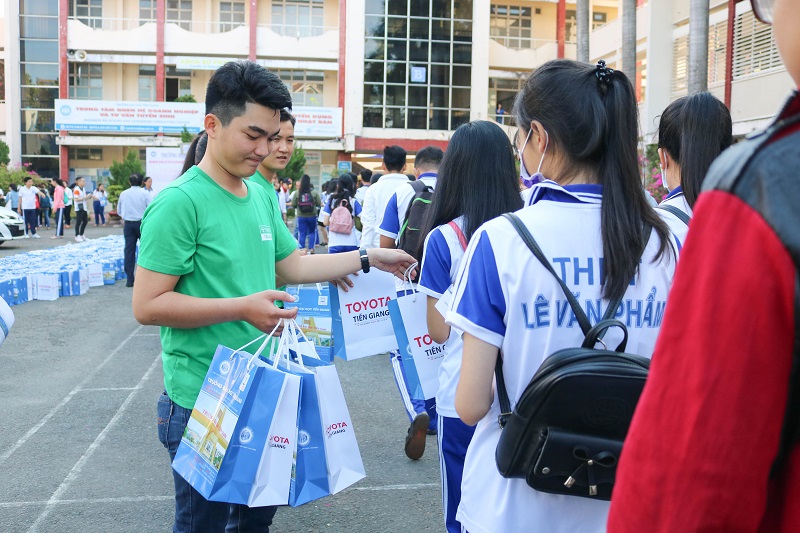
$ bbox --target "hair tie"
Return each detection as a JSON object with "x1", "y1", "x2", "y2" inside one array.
[{"x1": 595, "y1": 60, "x2": 614, "y2": 86}]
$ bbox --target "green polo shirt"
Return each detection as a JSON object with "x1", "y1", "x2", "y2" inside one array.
[{"x1": 138, "y1": 166, "x2": 296, "y2": 409}]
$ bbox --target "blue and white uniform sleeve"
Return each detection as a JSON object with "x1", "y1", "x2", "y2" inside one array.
[
  {"x1": 376, "y1": 193, "x2": 400, "y2": 239},
  {"x1": 446, "y1": 230, "x2": 507, "y2": 348},
  {"x1": 322, "y1": 199, "x2": 332, "y2": 216},
  {"x1": 354, "y1": 200, "x2": 363, "y2": 217},
  {"x1": 418, "y1": 229, "x2": 452, "y2": 299}
]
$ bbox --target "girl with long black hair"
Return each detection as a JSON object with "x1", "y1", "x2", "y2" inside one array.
[
  {"x1": 448, "y1": 60, "x2": 678, "y2": 532},
  {"x1": 416, "y1": 120, "x2": 523, "y2": 533},
  {"x1": 321, "y1": 173, "x2": 362, "y2": 254},
  {"x1": 657, "y1": 92, "x2": 733, "y2": 242}
]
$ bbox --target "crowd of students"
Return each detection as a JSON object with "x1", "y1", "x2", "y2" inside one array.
[{"x1": 132, "y1": 0, "x2": 800, "y2": 530}]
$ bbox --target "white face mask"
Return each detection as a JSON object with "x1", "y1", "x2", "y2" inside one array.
[
  {"x1": 520, "y1": 129, "x2": 549, "y2": 188},
  {"x1": 659, "y1": 165, "x2": 671, "y2": 193}
]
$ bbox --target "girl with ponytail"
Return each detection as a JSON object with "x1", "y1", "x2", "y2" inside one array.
[
  {"x1": 657, "y1": 92, "x2": 733, "y2": 242},
  {"x1": 448, "y1": 60, "x2": 679, "y2": 532}
]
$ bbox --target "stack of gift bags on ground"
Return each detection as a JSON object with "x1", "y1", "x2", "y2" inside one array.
[
  {"x1": 0, "y1": 236, "x2": 126, "y2": 306},
  {"x1": 173, "y1": 269, "x2": 445, "y2": 507}
]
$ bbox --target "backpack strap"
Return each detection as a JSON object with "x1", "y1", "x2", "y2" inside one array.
[
  {"x1": 447, "y1": 221, "x2": 468, "y2": 251},
  {"x1": 657, "y1": 204, "x2": 691, "y2": 227},
  {"x1": 495, "y1": 213, "x2": 625, "y2": 427}
]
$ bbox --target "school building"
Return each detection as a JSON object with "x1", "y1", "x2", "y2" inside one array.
[{"x1": 0, "y1": 0, "x2": 794, "y2": 186}]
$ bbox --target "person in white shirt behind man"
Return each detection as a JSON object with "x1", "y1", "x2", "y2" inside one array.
[
  {"x1": 72, "y1": 177, "x2": 91, "y2": 242},
  {"x1": 117, "y1": 173, "x2": 152, "y2": 287},
  {"x1": 18, "y1": 177, "x2": 44, "y2": 238},
  {"x1": 360, "y1": 145, "x2": 409, "y2": 249}
]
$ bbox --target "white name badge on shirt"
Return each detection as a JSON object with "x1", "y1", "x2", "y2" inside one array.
[{"x1": 260, "y1": 225, "x2": 273, "y2": 241}]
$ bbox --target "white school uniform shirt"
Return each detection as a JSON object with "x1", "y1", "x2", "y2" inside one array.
[
  {"x1": 18, "y1": 186, "x2": 40, "y2": 210},
  {"x1": 359, "y1": 172, "x2": 409, "y2": 249},
  {"x1": 417, "y1": 215, "x2": 467, "y2": 418},
  {"x1": 446, "y1": 181, "x2": 678, "y2": 533},
  {"x1": 322, "y1": 197, "x2": 363, "y2": 248},
  {"x1": 657, "y1": 185, "x2": 692, "y2": 245}
]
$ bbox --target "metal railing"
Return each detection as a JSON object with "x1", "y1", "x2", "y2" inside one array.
[
  {"x1": 257, "y1": 23, "x2": 338, "y2": 38},
  {"x1": 68, "y1": 16, "x2": 247, "y2": 34}
]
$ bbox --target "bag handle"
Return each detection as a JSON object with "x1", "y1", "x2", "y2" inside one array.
[
  {"x1": 448, "y1": 221, "x2": 468, "y2": 251},
  {"x1": 581, "y1": 319, "x2": 628, "y2": 352},
  {"x1": 495, "y1": 213, "x2": 625, "y2": 428},
  {"x1": 657, "y1": 205, "x2": 691, "y2": 227}
]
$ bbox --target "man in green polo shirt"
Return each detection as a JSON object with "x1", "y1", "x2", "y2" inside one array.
[
  {"x1": 251, "y1": 110, "x2": 294, "y2": 193},
  {"x1": 133, "y1": 61, "x2": 415, "y2": 533}
]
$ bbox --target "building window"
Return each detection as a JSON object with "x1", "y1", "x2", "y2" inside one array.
[
  {"x1": 488, "y1": 77, "x2": 523, "y2": 125},
  {"x1": 70, "y1": 0, "x2": 103, "y2": 28},
  {"x1": 166, "y1": 66, "x2": 192, "y2": 101},
  {"x1": 220, "y1": 1, "x2": 245, "y2": 32},
  {"x1": 20, "y1": 0, "x2": 60, "y2": 180},
  {"x1": 490, "y1": 5, "x2": 532, "y2": 49},
  {"x1": 139, "y1": 65, "x2": 156, "y2": 101},
  {"x1": 276, "y1": 70, "x2": 324, "y2": 107},
  {"x1": 69, "y1": 63, "x2": 103, "y2": 100},
  {"x1": 139, "y1": 148, "x2": 147, "y2": 162},
  {"x1": 140, "y1": 0, "x2": 156, "y2": 22},
  {"x1": 74, "y1": 148, "x2": 104, "y2": 161},
  {"x1": 363, "y1": 0, "x2": 473, "y2": 131},
  {"x1": 271, "y1": 0, "x2": 324, "y2": 38},
  {"x1": 167, "y1": 0, "x2": 193, "y2": 30}
]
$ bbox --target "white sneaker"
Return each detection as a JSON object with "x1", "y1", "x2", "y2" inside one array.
[
  {"x1": 23, "y1": 234, "x2": 30, "y2": 239},
  {"x1": 32, "y1": 234, "x2": 41, "y2": 239},
  {"x1": 75, "y1": 235, "x2": 83, "y2": 242}
]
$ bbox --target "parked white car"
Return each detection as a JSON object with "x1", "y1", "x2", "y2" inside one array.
[{"x1": 0, "y1": 205, "x2": 26, "y2": 246}]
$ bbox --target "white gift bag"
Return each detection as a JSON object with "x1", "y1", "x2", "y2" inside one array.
[
  {"x1": 331, "y1": 269, "x2": 399, "y2": 360},
  {"x1": 78, "y1": 269, "x2": 90, "y2": 295},
  {"x1": 0, "y1": 296, "x2": 14, "y2": 347},
  {"x1": 35, "y1": 273, "x2": 60, "y2": 301},
  {"x1": 87, "y1": 263, "x2": 104, "y2": 287},
  {"x1": 392, "y1": 291, "x2": 446, "y2": 400}
]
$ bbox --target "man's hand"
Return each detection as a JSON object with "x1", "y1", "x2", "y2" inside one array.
[
  {"x1": 367, "y1": 248, "x2": 418, "y2": 280},
  {"x1": 239, "y1": 290, "x2": 299, "y2": 334}
]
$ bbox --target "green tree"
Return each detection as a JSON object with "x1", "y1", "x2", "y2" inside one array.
[
  {"x1": 0, "y1": 140, "x2": 9, "y2": 166},
  {"x1": 174, "y1": 94, "x2": 197, "y2": 103},
  {"x1": 109, "y1": 150, "x2": 145, "y2": 189},
  {"x1": 277, "y1": 144, "x2": 306, "y2": 183},
  {"x1": 180, "y1": 126, "x2": 194, "y2": 143}
]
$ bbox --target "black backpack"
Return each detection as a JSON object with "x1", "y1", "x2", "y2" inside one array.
[
  {"x1": 297, "y1": 192, "x2": 315, "y2": 215},
  {"x1": 657, "y1": 204, "x2": 691, "y2": 226},
  {"x1": 397, "y1": 180, "x2": 434, "y2": 260},
  {"x1": 494, "y1": 213, "x2": 651, "y2": 501}
]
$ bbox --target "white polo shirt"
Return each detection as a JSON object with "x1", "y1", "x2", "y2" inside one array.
[
  {"x1": 658, "y1": 185, "x2": 692, "y2": 246},
  {"x1": 447, "y1": 181, "x2": 678, "y2": 533},
  {"x1": 359, "y1": 172, "x2": 410, "y2": 249}
]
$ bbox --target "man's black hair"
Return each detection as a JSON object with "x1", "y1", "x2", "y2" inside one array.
[
  {"x1": 206, "y1": 61, "x2": 293, "y2": 126},
  {"x1": 129, "y1": 173, "x2": 144, "y2": 187},
  {"x1": 414, "y1": 146, "x2": 444, "y2": 171},
  {"x1": 382, "y1": 145, "x2": 407, "y2": 172},
  {"x1": 280, "y1": 109, "x2": 296, "y2": 127},
  {"x1": 23, "y1": 176, "x2": 33, "y2": 183}
]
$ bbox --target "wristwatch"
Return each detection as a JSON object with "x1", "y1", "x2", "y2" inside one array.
[{"x1": 359, "y1": 249, "x2": 371, "y2": 274}]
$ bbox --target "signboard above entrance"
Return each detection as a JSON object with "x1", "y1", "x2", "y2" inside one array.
[{"x1": 55, "y1": 99, "x2": 204, "y2": 134}]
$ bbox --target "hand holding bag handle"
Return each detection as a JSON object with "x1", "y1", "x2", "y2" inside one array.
[{"x1": 495, "y1": 213, "x2": 626, "y2": 428}]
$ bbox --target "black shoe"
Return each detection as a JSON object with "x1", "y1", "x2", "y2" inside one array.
[
  {"x1": 426, "y1": 428, "x2": 437, "y2": 436},
  {"x1": 126, "y1": 281, "x2": 134, "y2": 287},
  {"x1": 404, "y1": 412, "x2": 430, "y2": 460}
]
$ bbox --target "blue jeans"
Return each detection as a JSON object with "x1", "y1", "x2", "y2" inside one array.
[
  {"x1": 297, "y1": 216, "x2": 317, "y2": 250},
  {"x1": 156, "y1": 391, "x2": 278, "y2": 533},
  {"x1": 23, "y1": 209, "x2": 37, "y2": 235},
  {"x1": 94, "y1": 200, "x2": 105, "y2": 225}
]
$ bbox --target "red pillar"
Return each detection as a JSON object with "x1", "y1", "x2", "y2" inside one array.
[
  {"x1": 724, "y1": 0, "x2": 739, "y2": 109},
  {"x1": 338, "y1": 0, "x2": 347, "y2": 138},
  {"x1": 249, "y1": 0, "x2": 257, "y2": 61},
  {"x1": 556, "y1": 0, "x2": 566, "y2": 59},
  {"x1": 59, "y1": 0, "x2": 70, "y2": 182},
  {"x1": 156, "y1": 0, "x2": 165, "y2": 102}
]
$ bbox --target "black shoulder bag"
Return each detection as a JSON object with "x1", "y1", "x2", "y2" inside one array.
[{"x1": 494, "y1": 213, "x2": 651, "y2": 500}]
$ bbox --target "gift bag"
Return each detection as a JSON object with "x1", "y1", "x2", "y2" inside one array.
[
  {"x1": 388, "y1": 276, "x2": 446, "y2": 401},
  {"x1": 276, "y1": 324, "x2": 365, "y2": 499},
  {"x1": 0, "y1": 295, "x2": 14, "y2": 347},
  {"x1": 87, "y1": 263, "x2": 104, "y2": 287},
  {"x1": 102, "y1": 262, "x2": 117, "y2": 285},
  {"x1": 283, "y1": 284, "x2": 333, "y2": 362},
  {"x1": 172, "y1": 334, "x2": 300, "y2": 507},
  {"x1": 35, "y1": 273, "x2": 60, "y2": 301},
  {"x1": 330, "y1": 270, "x2": 399, "y2": 360}
]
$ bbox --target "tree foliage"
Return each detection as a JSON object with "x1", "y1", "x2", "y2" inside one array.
[
  {"x1": 109, "y1": 150, "x2": 145, "y2": 189},
  {"x1": 174, "y1": 94, "x2": 197, "y2": 103},
  {"x1": 277, "y1": 144, "x2": 306, "y2": 182},
  {"x1": 0, "y1": 140, "x2": 9, "y2": 166}
]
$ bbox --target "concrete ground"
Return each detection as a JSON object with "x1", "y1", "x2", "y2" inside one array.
[{"x1": 0, "y1": 242, "x2": 443, "y2": 532}]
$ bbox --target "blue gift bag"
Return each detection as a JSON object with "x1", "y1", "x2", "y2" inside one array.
[
  {"x1": 172, "y1": 340, "x2": 300, "y2": 506},
  {"x1": 102, "y1": 262, "x2": 116, "y2": 285},
  {"x1": 284, "y1": 285, "x2": 333, "y2": 363},
  {"x1": 388, "y1": 298, "x2": 425, "y2": 401}
]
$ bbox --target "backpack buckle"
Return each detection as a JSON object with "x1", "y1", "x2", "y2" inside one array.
[{"x1": 498, "y1": 412, "x2": 511, "y2": 429}]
